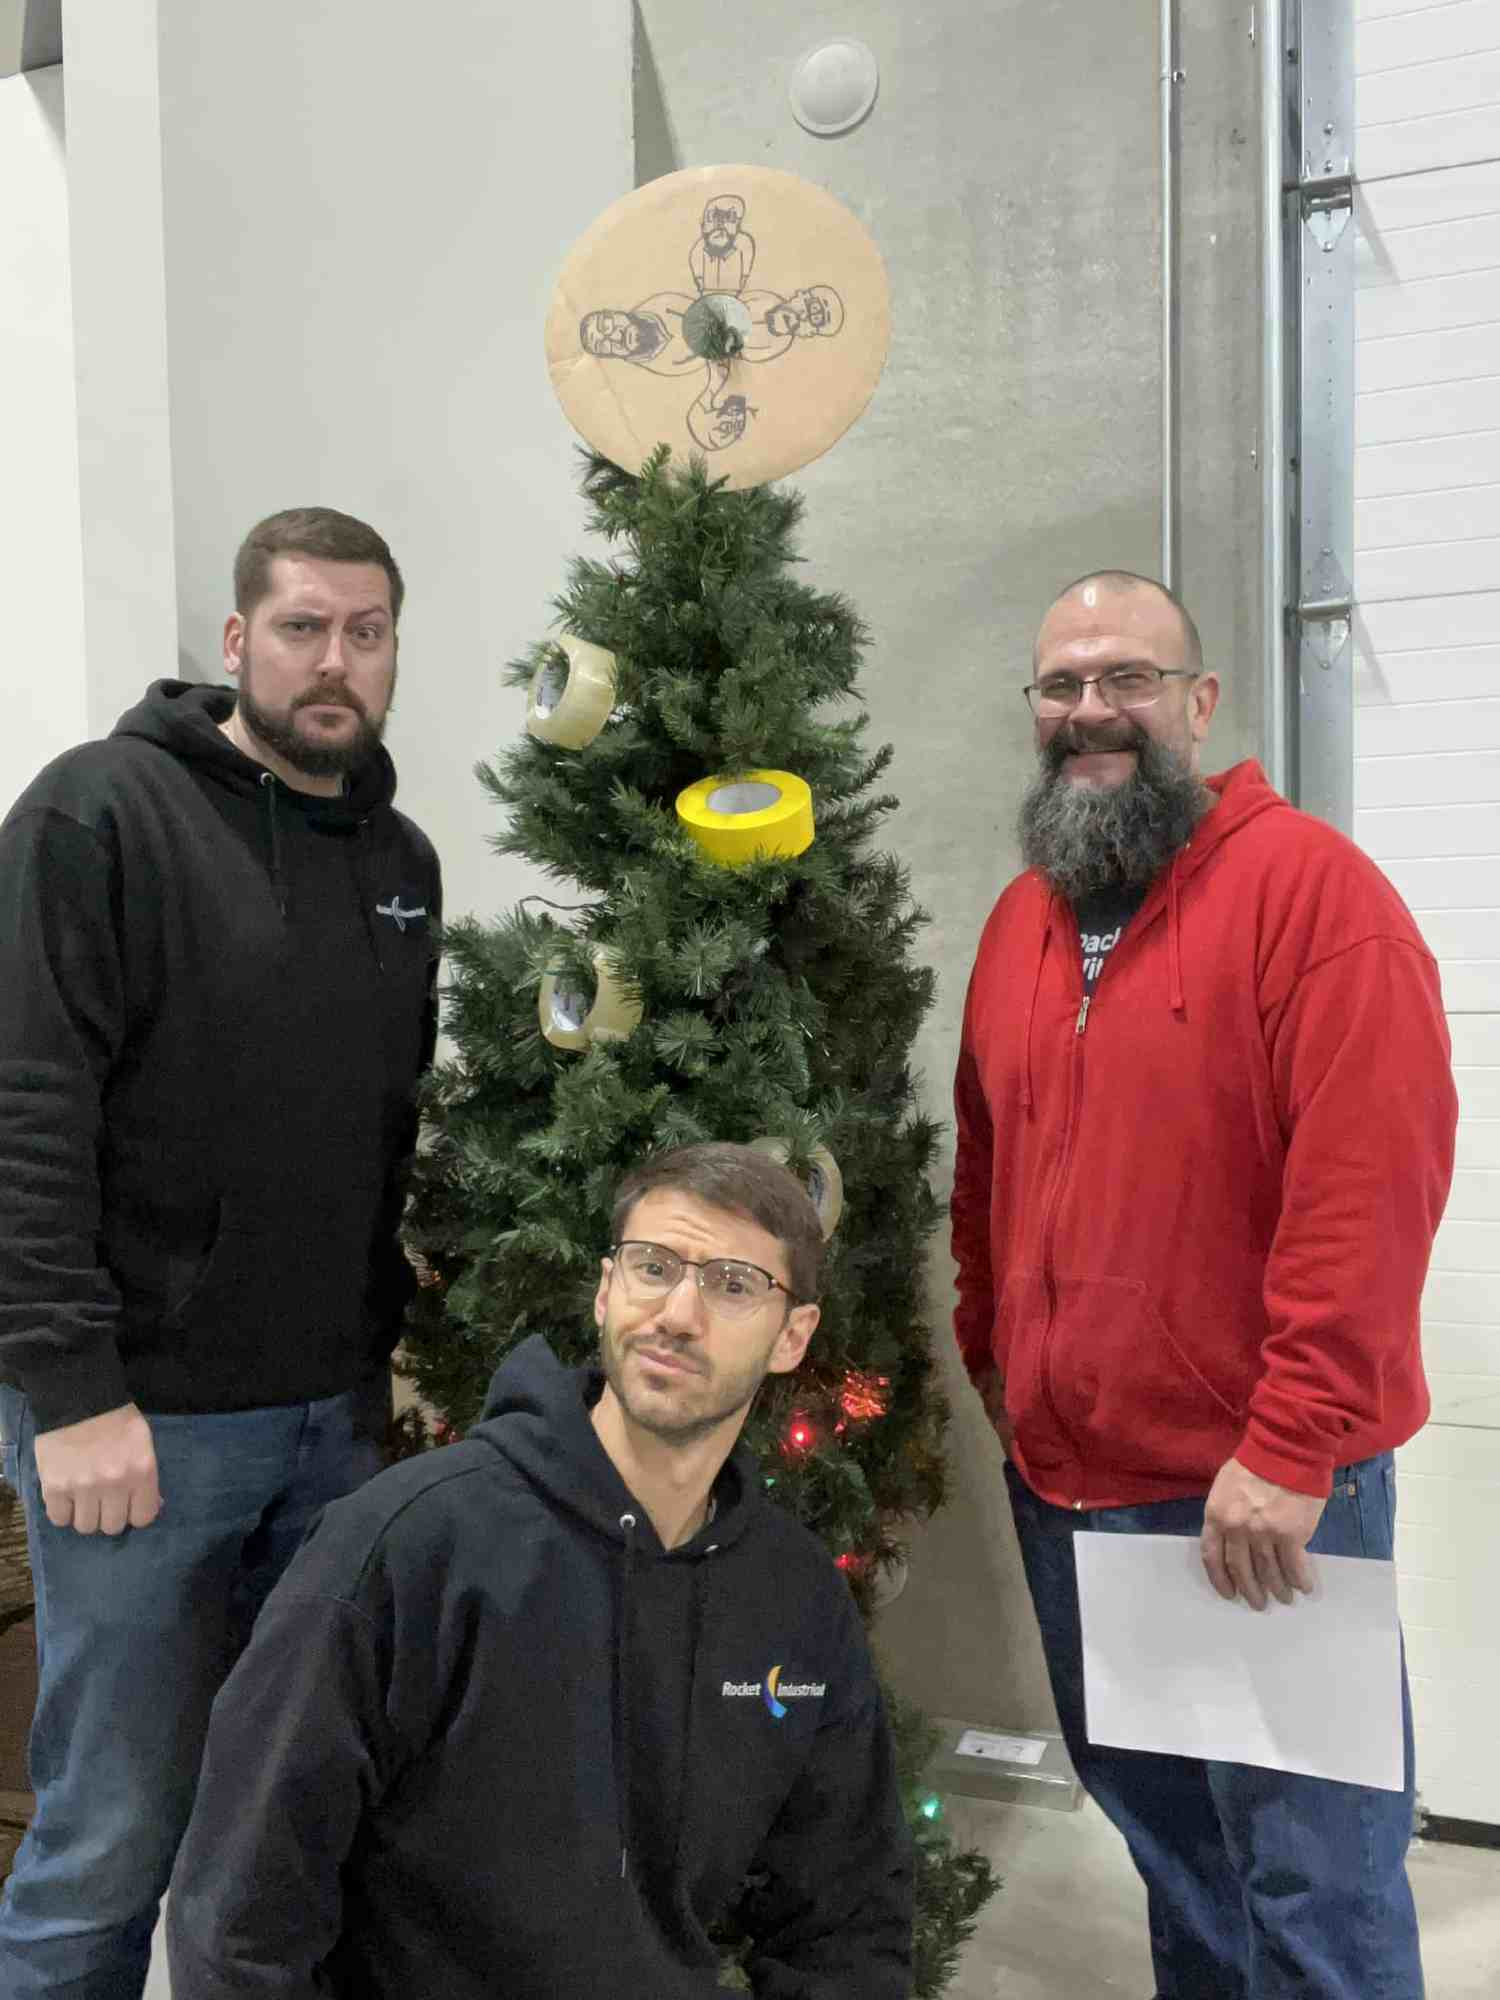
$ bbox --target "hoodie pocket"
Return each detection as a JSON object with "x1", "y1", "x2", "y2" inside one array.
[
  {"x1": 175, "y1": 1184, "x2": 385, "y2": 1345},
  {"x1": 1013, "y1": 1274, "x2": 1249, "y2": 1478},
  {"x1": 106, "y1": 1203, "x2": 223, "y2": 1334}
]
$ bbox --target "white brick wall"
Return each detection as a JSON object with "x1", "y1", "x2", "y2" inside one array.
[{"x1": 1355, "y1": 0, "x2": 1500, "y2": 1825}]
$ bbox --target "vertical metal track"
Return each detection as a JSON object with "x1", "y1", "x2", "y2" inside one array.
[
  {"x1": 1259, "y1": 0, "x2": 1294, "y2": 795},
  {"x1": 1293, "y1": 0, "x2": 1356, "y2": 830}
]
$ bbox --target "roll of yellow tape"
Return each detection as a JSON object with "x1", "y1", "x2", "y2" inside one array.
[
  {"x1": 749, "y1": 1136, "x2": 844, "y2": 1239},
  {"x1": 526, "y1": 636, "x2": 618, "y2": 749},
  {"x1": 538, "y1": 948, "x2": 642, "y2": 1051},
  {"x1": 675, "y1": 769, "x2": 814, "y2": 867}
]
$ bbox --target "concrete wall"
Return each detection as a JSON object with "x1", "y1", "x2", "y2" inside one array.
[
  {"x1": 0, "y1": 64, "x2": 86, "y2": 813},
  {"x1": 633, "y1": 0, "x2": 1263, "y2": 1731}
]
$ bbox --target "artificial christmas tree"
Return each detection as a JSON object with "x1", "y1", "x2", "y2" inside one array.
[{"x1": 401, "y1": 446, "x2": 997, "y2": 1992}]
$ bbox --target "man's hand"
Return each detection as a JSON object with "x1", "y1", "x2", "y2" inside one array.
[
  {"x1": 972, "y1": 1364, "x2": 1015, "y2": 1454},
  {"x1": 33, "y1": 1404, "x2": 161, "y2": 1535},
  {"x1": 1201, "y1": 1457, "x2": 1324, "y2": 1610}
]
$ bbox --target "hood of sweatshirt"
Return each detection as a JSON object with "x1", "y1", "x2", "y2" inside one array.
[
  {"x1": 111, "y1": 678, "x2": 398, "y2": 820},
  {"x1": 471, "y1": 1332, "x2": 757, "y2": 1560},
  {"x1": 110, "y1": 679, "x2": 401, "y2": 922}
]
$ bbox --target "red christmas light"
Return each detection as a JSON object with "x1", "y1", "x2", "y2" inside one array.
[
  {"x1": 835, "y1": 1552, "x2": 863, "y2": 1573},
  {"x1": 839, "y1": 1371, "x2": 890, "y2": 1423},
  {"x1": 785, "y1": 1416, "x2": 816, "y2": 1453}
]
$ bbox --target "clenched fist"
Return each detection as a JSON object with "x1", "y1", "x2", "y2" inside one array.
[{"x1": 34, "y1": 1404, "x2": 162, "y2": 1535}]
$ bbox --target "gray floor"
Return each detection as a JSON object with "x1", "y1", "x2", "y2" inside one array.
[
  {"x1": 940, "y1": 1795, "x2": 1500, "y2": 2000},
  {"x1": 145, "y1": 1795, "x2": 1500, "y2": 1997}
]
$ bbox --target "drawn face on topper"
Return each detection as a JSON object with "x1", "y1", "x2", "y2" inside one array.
[
  {"x1": 701, "y1": 196, "x2": 746, "y2": 254},
  {"x1": 764, "y1": 286, "x2": 844, "y2": 341},
  {"x1": 580, "y1": 309, "x2": 666, "y2": 362}
]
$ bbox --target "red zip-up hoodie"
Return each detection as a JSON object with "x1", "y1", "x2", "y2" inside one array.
[{"x1": 952, "y1": 760, "x2": 1457, "y2": 1508}]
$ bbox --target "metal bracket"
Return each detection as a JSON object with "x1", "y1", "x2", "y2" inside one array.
[
  {"x1": 1297, "y1": 600, "x2": 1351, "y2": 670},
  {"x1": 1303, "y1": 176, "x2": 1352, "y2": 251}
]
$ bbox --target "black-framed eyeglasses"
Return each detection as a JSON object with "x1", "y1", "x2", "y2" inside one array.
[
  {"x1": 610, "y1": 1240, "x2": 801, "y2": 1319},
  {"x1": 1023, "y1": 666, "x2": 1198, "y2": 716}
]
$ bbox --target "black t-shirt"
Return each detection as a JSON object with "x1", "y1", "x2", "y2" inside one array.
[{"x1": 1073, "y1": 882, "x2": 1147, "y2": 996}]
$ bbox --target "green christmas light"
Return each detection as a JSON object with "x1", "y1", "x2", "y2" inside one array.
[{"x1": 919, "y1": 1793, "x2": 944, "y2": 1822}]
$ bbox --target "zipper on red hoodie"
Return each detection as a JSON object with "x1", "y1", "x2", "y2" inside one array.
[
  {"x1": 1032, "y1": 889, "x2": 1167, "y2": 1507},
  {"x1": 1034, "y1": 902, "x2": 1088, "y2": 1490}
]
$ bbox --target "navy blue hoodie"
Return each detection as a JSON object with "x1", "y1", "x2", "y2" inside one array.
[
  {"x1": 0, "y1": 682, "x2": 441, "y2": 1428},
  {"x1": 167, "y1": 1337, "x2": 914, "y2": 1997}
]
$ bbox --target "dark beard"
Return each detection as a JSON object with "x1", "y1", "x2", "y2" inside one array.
[
  {"x1": 1018, "y1": 720, "x2": 1209, "y2": 900},
  {"x1": 631, "y1": 315, "x2": 666, "y2": 360},
  {"x1": 236, "y1": 656, "x2": 388, "y2": 780}
]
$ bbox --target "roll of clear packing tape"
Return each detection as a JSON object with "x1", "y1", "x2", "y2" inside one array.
[
  {"x1": 749, "y1": 1136, "x2": 844, "y2": 1238},
  {"x1": 526, "y1": 636, "x2": 618, "y2": 749},
  {"x1": 675, "y1": 769, "x2": 814, "y2": 867},
  {"x1": 538, "y1": 948, "x2": 642, "y2": 1051}
]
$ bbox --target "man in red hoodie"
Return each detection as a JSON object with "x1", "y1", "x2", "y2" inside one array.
[{"x1": 952, "y1": 571, "x2": 1456, "y2": 2000}]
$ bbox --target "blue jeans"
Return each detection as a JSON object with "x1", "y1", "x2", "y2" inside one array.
[
  {"x1": 1006, "y1": 1454, "x2": 1421, "y2": 2000},
  {"x1": 0, "y1": 1386, "x2": 381, "y2": 2000}
]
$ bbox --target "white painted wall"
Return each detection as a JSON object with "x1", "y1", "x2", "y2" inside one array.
[
  {"x1": 0, "y1": 64, "x2": 86, "y2": 814},
  {"x1": 1354, "y1": 0, "x2": 1500, "y2": 1825},
  {"x1": 150, "y1": 0, "x2": 632, "y2": 930},
  {"x1": 63, "y1": 0, "x2": 178, "y2": 740}
]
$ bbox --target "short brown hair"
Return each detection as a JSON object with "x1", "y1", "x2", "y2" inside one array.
[
  {"x1": 610, "y1": 1142, "x2": 825, "y2": 1303},
  {"x1": 233, "y1": 507, "x2": 405, "y2": 624}
]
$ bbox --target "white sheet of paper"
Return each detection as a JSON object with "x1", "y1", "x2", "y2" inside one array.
[
  {"x1": 1076, "y1": 1533, "x2": 1404, "y2": 1792},
  {"x1": 954, "y1": 1729, "x2": 1048, "y2": 1767}
]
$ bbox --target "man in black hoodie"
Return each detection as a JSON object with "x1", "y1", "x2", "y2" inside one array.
[
  {"x1": 167, "y1": 1142, "x2": 914, "y2": 1998},
  {"x1": 0, "y1": 508, "x2": 441, "y2": 2000}
]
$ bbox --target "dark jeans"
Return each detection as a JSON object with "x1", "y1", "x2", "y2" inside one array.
[
  {"x1": 1006, "y1": 1453, "x2": 1422, "y2": 2000},
  {"x1": 0, "y1": 1386, "x2": 381, "y2": 1999}
]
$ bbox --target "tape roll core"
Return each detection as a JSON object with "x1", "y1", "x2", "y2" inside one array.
[
  {"x1": 526, "y1": 636, "x2": 617, "y2": 749},
  {"x1": 539, "y1": 948, "x2": 642, "y2": 1051}
]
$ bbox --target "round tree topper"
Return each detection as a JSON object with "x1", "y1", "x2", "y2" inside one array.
[{"x1": 545, "y1": 165, "x2": 890, "y2": 490}]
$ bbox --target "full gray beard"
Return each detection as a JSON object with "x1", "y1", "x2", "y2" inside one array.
[{"x1": 1018, "y1": 724, "x2": 1210, "y2": 900}]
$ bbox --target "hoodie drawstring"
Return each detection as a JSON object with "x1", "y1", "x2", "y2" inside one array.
[
  {"x1": 258, "y1": 772, "x2": 288, "y2": 919},
  {"x1": 669, "y1": 1554, "x2": 714, "y2": 1894},
  {"x1": 615, "y1": 1512, "x2": 638, "y2": 1881},
  {"x1": 1167, "y1": 858, "x2": 1186, "y2": 1017}
]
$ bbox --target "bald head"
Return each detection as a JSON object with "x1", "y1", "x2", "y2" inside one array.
[{"x1": 1038, "y1": 571, "x2": 1203, "y2": 676}]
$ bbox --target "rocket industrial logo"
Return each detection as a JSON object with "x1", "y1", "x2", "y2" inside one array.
[{"x1": 722, "y1": 1664, "x2": 827, "y2": 1719}]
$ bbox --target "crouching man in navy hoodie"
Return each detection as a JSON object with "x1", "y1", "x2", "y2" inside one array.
[{"x1": 168, "y1": 1142, "x2": 914, "y2": 1998}]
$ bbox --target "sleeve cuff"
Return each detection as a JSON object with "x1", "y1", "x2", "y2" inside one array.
[
  {"x1": 22, "y1": 1345, "x2": 132, "y2": 1434},
  {"x1": 1233, "y1": 1428, "x2": 1335, "y2": 1500}
]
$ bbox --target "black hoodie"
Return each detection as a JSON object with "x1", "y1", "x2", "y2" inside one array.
[
  {"x1": 167, "y1": 1336, "x2": 914, "y2": 1998},
  {"x1": 0, "y1": 682, "x2": 441, "y2": 1429}
]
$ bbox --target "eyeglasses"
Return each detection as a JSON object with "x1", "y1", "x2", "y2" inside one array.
[
  {"x1": 610, "y1": 1240, "x2": 800, "y2": 1319},
  {"x1": 1023, "y1": 666, "x2": 1198, "y2": 716}
]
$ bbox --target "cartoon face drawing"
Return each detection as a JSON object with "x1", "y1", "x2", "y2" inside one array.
[
  {"x1": 580, "y1": 309, "x2": 668, "y2": 361},
  {"x1": 687, "y1": 384, "x2": 756, "y2": 452},
  {"x1": 765, "y1": 286, "x2": 845, "y2": 340},
  {"x1": 701, "y1": 195, "x2": 747, "y2": 255}
]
